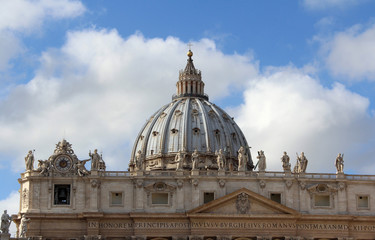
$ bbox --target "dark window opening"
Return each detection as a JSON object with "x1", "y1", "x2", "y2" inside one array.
[
  {"x1": 358, "y1": 195, "x2": 369, "y2": 209},
  {"x1": 111, "y1": 192, "x2": 123, "y2": 205},
  {"x1": 54, "y1": 184, "x2": 71, "y2": 205},
  {"x1": 152, "y1": 193, "x2": 168, "y2": 204},
  {"x1": 204, "y1": 192, "x2": 215, "y2": 204},
  {"x1": 270, "y1": 193, "x2": 281, "y2": 204},
  {"x1": 314, "y1": 195, "x2": 330, "y2": 207}
]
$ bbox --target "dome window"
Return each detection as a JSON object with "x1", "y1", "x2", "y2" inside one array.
[
  {"x1": 193, "y1": 128, "x2": 200, "y2": 135},
  {"x1": 222, "y1": 114, "x2": 230, "y2": 121},
  {"x1": 152, "y1": 131, "x2": 159, "y2": 136},
  {"x1": 214, "y1": 129, "x2": 221, "y2": 145},
  {"x1": 160, "y1": 112, "x2": 167, "y2": 119},
  {"x1": 208, "y1": 110, "x2": 215, "y2": 118},
  {"x1": 174, "y1": 110, "x2": 183, "y2": 117},
  {"x1": 171, "y1": 128, "x2": 178, "y2": 134},
  {"x1": 191, "y1": 109, "x2": 199, "y2": 116}
]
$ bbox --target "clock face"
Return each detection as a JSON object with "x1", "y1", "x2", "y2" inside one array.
[{"x1": 55, "y1": 155, "x2": 72, "y2": 172}]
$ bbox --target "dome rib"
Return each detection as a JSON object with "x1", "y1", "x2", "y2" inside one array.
[
  {"x1": 182, "y1": 98, "x2": 190, "y2": 152},
  {"x1": 196, "y1": 99, "x2": 211, "y2": 153},
  {"x1": 210, "y1": 104, "x2": 230, "y2": 153},
  {"x1": 159, "y1": 99, "x2": 182, "y2": 155},
  {"x1": 133, "y1": 104, "x2": 169, "y2": 160}
]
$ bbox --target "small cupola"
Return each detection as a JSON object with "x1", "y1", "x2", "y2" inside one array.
[{"x1": 173, "y1": 50, "x2": 208, "y2": 100}]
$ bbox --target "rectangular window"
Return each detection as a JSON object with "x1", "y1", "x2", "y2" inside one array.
[
  {"x1": 270, "y1": 193, "x2": 281, "y2": 204},
  {"x1": 357, "y1": 195, "x2": 369, "y2": 209},
  {"x1": 110, "y1": 192, "x2": 123, "y2": 206},
  {"x1": 203, "y1": 192, "x2": 215, "y2": 204},
  {"x1": 151, "y1": 193, "x2": 168, "y2": 205},
  {"x1": 54, "y1": 184, "x2": 71, "y2": 205},
  {"x1": 314, "y1": 195, "x2": 330, "y2": 207}
]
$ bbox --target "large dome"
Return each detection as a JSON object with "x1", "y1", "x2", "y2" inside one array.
[{"x1": 130, "y1": 50, "x2": 253, "y2": 171}]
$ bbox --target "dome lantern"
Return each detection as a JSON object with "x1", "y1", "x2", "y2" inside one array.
[{"x1": 173, "y1": 50, "x2": 208, "y2": 100}]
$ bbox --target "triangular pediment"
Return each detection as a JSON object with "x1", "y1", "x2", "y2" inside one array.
[{"x1": 188, "y1": 188, "x2": 299, "y2": 216}]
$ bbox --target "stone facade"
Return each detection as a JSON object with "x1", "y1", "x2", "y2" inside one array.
[
  {"x1": 13, "y1": 51, "x2": 375, "y2": 239},
  {"x1": 14, "y1": 167, "x2": 375, "y2": 239}
]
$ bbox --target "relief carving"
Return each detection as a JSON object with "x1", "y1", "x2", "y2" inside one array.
[
  {"x1": 307, "y1": 183, "x2": 337, "y2": 195},
  {"x1": 236, "y1": 192, "x2": 250, "y2": 214},
  {"x1": 136, "y1": 179, "x2": 144, "y2": 188},
  {"x1": 90, "y1": 179, "x2": 101, "y2": 188},
  {"x1": 338, "y1": 182, "x2": 346, "y2": 190},
  {"x1": 259, "y1": 179, "x2": 266, "y2": 189},
  {"x1": 285, "y1": 180, "x2": 293, "y2": 189},
  {"x1": 218, "y1": 179, "x2": 226, "y2": 188},
  {"x1": 177, "y1": 179, "x2": 184, "y2": 189},
  {"x1": 191, "y1": 179, "x2": 199, "y2": 188}
]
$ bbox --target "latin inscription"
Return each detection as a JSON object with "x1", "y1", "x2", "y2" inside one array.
[{"x1": 88, "y1": 221, "x2": 375, "y2": 232}]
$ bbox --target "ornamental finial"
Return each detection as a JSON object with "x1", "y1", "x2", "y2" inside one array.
[
  {"x1": 187, "y1": 50, "x2": 193, "y2": 58},
  {"x1": 187, "y1": 43, "x2": 193, "y2": 58}
]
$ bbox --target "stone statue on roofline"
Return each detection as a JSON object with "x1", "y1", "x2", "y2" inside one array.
[
  {"x1": 76, "y1": 159, "x2": 90, "y2": 176},
  {"x1": 257, "y1": 150, "x2": 266, "y2": 172},
  {"x1": 18, "y1": 214, "x2": 30, "y2": 238},
  {"x1": 191, "y1": 149, "x2": 199, "y2": 170},
  {"x1": 294, "y1": 152, "x2": 308, "y2": 173},
  {"x1": 89, "y1": 149, "x2": 100, "y2": 170},
  {"x1": 25, "y1": 150, "x2": 34, "y2": 171},
  {"x1": 216, "y1": 149, "x2": 226, "y2": 170},
  {"x1": 238, "y1": 146, "x2": 248, "y2": 171},
  {"x1": 134, "y1": 150, "x2": 143, "y2": 171},
  {"x1": 1, "y1": 210, "x2": 12, "y2": 234},
  {"x1": 37, "y1": 159, "x2": 51, "y2": 176},
  {"x1": 335, "y1": 153, "x2": 344, "y2": 174},
  {"x1": 281, "y1": 151, "x2": 291, "y2": 172},
  {"x1": 175, "y1": 151, "x2": 185, "y2": 170}
]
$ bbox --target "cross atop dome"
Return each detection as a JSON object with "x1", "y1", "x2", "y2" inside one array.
[{"x1": 173, "y1": 50, "x2": 208, "y2": 100}]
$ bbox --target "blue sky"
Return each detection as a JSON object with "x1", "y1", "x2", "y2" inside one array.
[{"x1": 1, "y1": 1, "x2": 375, "y2": 231}]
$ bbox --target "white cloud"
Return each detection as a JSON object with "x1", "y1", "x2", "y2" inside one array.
[
  {"x1": 0, "y1": 0, "x2": 86, "y2": 71},
  {"x1": 0, "y1": 191, "x2": 20, "y2": 236},
  {"x1": 1, "y1": 28, "x2": 374, "y2": 177},
  {"x1": 323, "y1": 24, "x2": 375, "y2": 81},
  {"x1": 0, "y1": 0, "x2": 85, "y2": 32},
  {"x1": 0, "y1": 31, "x2": 24, "y2": 71},
  {"x1": 303, "y1": 0, "x2": 361, "y2": 10},
  {"x1": 235, "y1": 66, "x2": 375, "y2": 173},
  {"x1": 314, "y1": 17, "x2": 335, "y2": 30},
  {"x1": 0, "y1": 30, "x2": 258, "y2": 172}
]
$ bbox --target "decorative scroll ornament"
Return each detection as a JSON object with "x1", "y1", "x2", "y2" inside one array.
[
  {"x1": 218, "y1": 179, "x2": 226, "y2": 188},
  {"x1": 191, "y1": 179, "x2": 199, "y2": 188},
  {"x1": 259, "y1": 179, "x2": 266, "y2": 189},
  {"x1": 338, "y1": 182, "x2": 346, "y2": 190},
  {"x1": 90, "y1": 179, "x2": 100, "y2": 188},
  {"x1": 54, "y1": 139, "x2": 75, "y2": 155},
  {"x1": 177, "y1": 179, "x2": 184, "y2": 189},
  {"x1": 22, "y1": 188, "x2": 29, "y2": 208},
  {"x1": 236, "y1": 193, "x2": 250, "y2": 214},
  {"x1": 285, "y1": 180, "x2": 293, "y2": 189}
]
